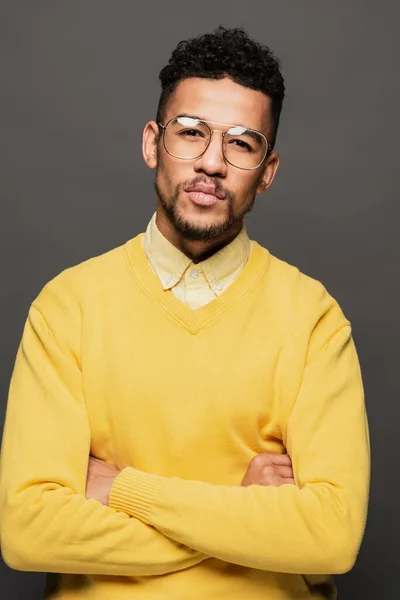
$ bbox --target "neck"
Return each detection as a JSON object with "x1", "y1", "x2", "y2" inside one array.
[{"x1": 155, "y1": 207, "x2": 242, "y2": 264}]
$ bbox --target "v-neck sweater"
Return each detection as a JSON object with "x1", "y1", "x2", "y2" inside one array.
[{"x1": 0, "y1": 233, "x2": 370, "y2": 600}]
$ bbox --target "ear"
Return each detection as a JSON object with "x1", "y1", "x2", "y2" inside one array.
[
  {"x1": 142, "y1": 121, "x2": 160, "y2": 169},
  {"x1": 256, "y1": 151, "x2": 280, "y2": 194}
]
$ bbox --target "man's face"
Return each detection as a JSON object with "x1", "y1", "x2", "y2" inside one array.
[{"x1": 145, "y1": 77, "x2": 279, "y2": 242}]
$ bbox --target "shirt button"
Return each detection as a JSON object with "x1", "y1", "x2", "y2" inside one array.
[
  {"x1": 165, "y1": 277, "x2": 172, "y2": 286},
  {"x1": 191, "y1": 269, "x2": 200, "y2": 279},
  {"x1": 215, "y1": 283, "x2": 223, "y2": 292}
]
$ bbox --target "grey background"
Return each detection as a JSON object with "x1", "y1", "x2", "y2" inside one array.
[{"x1": 1, "y1": 1, "x2": 399, "y2": 598}]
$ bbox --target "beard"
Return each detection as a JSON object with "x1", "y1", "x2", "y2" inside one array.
[{"x1": 154, "y1": 172, "x2": 256, "y2": 242}]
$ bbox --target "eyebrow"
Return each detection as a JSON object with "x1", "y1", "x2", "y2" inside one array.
[
  {"x1": 237, "y1": 129, "x2": 263, "y2": 144},
  {"x1": 178, "y1": 112, "x2": 210, "y2": 122}
]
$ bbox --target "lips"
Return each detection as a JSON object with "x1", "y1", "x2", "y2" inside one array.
[
  {"x1": 186, "y1": 191, "x2": 219, "y2": 206},
  {"x1": 185, "y1": 184, "x2": 225, "y2": 200}
]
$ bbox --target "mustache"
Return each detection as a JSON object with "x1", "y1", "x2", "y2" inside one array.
[{"x1": 179, "y1": 176, "x2": 233, "y2": 201}]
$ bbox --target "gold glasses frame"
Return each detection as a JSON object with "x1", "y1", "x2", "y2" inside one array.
[{"x1": 157, "y1": 116, "x2": 272, "y2": 171}]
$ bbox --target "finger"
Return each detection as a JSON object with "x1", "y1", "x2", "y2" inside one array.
[
  {"x1": 88, "y1": 456, "x2": 119, "y2": 473},
  {"x1": 274, "y1": 466, "x2": 295, "y2": 479},
  {"x1": 89, "y1": 456, "x2": 103, "y2": 465},
  {"x1": 270, "y1": 477, "x2": 296, "y2": 487},
  {"x1": 269, "y1": 454, "x2": 292, "y2": 466}
]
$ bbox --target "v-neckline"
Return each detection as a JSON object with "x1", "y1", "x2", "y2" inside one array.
[{"x1": 125, "y1": 234, "x2": 270, "y2": 335}]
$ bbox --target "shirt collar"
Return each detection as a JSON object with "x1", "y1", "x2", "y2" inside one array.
[{"x1": 143, "y1": 212, "x2": 252, "y2": 291}]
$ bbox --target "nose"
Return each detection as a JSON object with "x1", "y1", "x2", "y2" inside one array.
[{"x1": 193, "y1": 131, "x2": 227, "y2": 177}]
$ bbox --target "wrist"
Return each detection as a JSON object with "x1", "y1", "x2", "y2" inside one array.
[{"x1": 109, "y1": 467, "x2": 164, "y2": 522}]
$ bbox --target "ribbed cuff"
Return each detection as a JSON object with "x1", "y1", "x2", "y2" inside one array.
[{"x1": 109, "y1": 467, "x2": 165, "y2": 524}]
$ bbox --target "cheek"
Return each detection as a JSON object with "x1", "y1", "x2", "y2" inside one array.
[
  {"x1": 230, "y1": 174, "x2": 260, "y2": 202},
  {"x1": 156, "y1": 161, "x2": 174, "y2": 194},
  {"x1": 157, "y1": 156, "x2": 190, "y2": 192}
]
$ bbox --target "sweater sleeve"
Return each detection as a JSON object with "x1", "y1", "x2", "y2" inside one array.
[
  {"x1": 0, "y1": 306, "x2": 207, "y2": 576},
  {"x1": 109, "y1": 324, "x2": 370, "y2": 575}
]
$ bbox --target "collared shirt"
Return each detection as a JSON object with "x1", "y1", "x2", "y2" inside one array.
[{"x1": 142, "y1": 212, "x2": 252, "y2": 310}]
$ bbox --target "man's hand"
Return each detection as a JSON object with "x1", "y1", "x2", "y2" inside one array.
[
  {"x1": 241, "y1": 453, "x2": 295, "y2": 487},
  {"x1": 85, "y1": 452, "x2": 294, "y2": 506},
  {"x1": 85, "y1": 456, "x2": 120, "y2": 506}
]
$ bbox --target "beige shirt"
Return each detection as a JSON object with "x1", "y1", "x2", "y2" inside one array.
[{"x1": 143, "y1": 212, "x2": 252, "y2": 310}]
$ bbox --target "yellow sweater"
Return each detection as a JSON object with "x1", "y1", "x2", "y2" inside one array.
[{"x1": 0, "y1": 233, "x2": 370, "y2": 599}]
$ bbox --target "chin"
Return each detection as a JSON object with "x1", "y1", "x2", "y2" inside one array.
[
  {"x1": 180, "y1": 206, "x2": 228, "y2": 229},
  {"x1": 174, "y1": 208, "x2": 234, "y2": 242},
  {"x1": 158, "y1": 186, "x2": 235, "y2": 241}
]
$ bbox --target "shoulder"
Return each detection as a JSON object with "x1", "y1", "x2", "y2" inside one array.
[
  {"x1": 256, "y1": 242, "x2": 351, "y2": 345},
  {"x1": 31, "y1": 239, "x2": 133, "y2": 324}
]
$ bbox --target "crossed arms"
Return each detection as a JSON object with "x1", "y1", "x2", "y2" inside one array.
[{"x1": 0, "y1": 304, "x2": 370, "y2": 577}]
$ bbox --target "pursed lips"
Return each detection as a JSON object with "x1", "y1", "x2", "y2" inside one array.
[{"x1": 185, "y1": 184, "x2": 225, "y2": 200}]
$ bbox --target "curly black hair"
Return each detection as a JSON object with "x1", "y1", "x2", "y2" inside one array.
[{"x1": 156, "y1": 26, "x2": 285, "y2": 149}]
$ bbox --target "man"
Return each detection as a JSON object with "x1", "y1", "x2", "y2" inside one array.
[{"x1": 0, "y1": 26, "x2": 369, "y2": 599}]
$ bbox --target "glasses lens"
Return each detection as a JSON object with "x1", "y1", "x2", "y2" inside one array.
[
  {"x1": 223, "y1": 126, "x2": 267, "y2": 169},
  {"x1": 164, "y1": 117, "x2": 210, "y2": 159}
]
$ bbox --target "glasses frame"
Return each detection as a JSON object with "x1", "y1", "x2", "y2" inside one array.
[{"x1": 157, "y1": 116, "x2": 272, "y2": 171}]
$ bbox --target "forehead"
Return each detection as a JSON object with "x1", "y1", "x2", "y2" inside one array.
[{"x1": 165, "y1": 77, "x2": 271, "y2": 134}]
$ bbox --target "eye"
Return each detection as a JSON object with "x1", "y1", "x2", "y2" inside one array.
[
  {"x1": 228, "y1": 138, "x2": 253, "y2": 152},
  {"x1": 179, "y1": 129, "x2": 205, "y2": 138}
]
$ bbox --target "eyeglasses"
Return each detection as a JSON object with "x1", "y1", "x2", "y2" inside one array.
[{"x1": 158, "y1": 116, "x2": 271, "y2": 170}]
